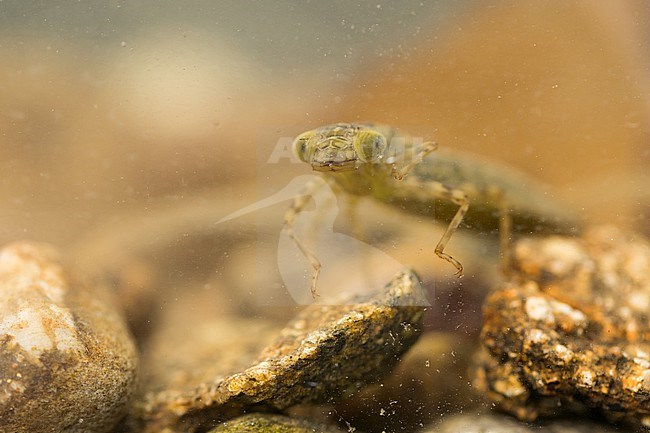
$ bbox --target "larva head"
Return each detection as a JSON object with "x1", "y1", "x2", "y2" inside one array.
[{"x1": 292, "y1": 124, "x2": 387, "y2": 172}]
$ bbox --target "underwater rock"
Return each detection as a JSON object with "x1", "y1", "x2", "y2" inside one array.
[
  {"x1": 473, "y1": 226, "x2": 650, "y2": 427},
  {"x1": 133, "y1": 268, "x2": 426, "y2": 433},
  {"x1": 429, "y1": 412, "x2": 623, "y2": 433},
  {"x1": 0, "y1": 242, "x2": 138, "y2": 433},
  {"x1": 208, "y1": 413, "x2": 346, "y2": 433}
]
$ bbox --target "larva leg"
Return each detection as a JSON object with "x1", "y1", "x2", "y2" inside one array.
[
  {"x1": 391, "y1": 141, "x2": 438, "y2": 180},
  {"x1": 283, "y1": 179, "x2": 325, "y2": 298},
  {"x1": 433, "y1": 185, "x2": 470, "y2": 277}
]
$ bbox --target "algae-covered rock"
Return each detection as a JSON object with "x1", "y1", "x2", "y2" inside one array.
[{"x1": 209, "y1": 413, "x2": 346, "y2": 433}]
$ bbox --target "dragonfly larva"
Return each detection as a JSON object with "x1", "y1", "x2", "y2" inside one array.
[{"x1": 289, "y1": 123, "x2": 580, "y2": 297}]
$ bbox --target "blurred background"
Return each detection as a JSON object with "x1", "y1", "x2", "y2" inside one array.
[{"x1": 1, "y1": 0, "x2": 649, "y2": 318}]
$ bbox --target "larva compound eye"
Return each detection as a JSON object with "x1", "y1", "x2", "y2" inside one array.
[
  {"x1": 351, "y1": 128, "x2": 387, "y2": 163},
  {"x1": 292, "y1": 130, "x2": 317, "y2": 163}
]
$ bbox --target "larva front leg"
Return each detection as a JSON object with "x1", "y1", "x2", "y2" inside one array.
[
  {"x1": 283, "y1": 179, "x2": 327, "y2": 298},
  {"x1": 429, "y1": 182, "x2": 470, "y2": 277}
]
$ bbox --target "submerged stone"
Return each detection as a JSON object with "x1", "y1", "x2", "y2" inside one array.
[
  {"x1": 473, "y1": 226, "x2": 650, "y2": 427},
  {"x1": 133, "y1": 268, "x2": 426, "y2": 433},
  {"x1": 429, "y1": 412, "x2": 623, "y2": 433},
  {"x1": 208, "y1": 413, "x2": 346, "y2": 433},
  {"x1": 0, "y1": 242, "x2": 138, "y2": 433}
]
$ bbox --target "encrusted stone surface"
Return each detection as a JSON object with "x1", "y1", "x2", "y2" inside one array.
[
  {"x1": 208, "y1": 413, "x2": 346, "y2": 433},
  {"x1": 473, "y1": 226, "x2": 650, "y2": 427},
  {"x1": 0, "y1": 242, "x2": 138, "y2": 433},
  {"x1": 133, "y1": 268, "x2": 426, "y2": 433}
]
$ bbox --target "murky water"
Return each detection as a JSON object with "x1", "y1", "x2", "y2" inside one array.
[{"x1": 1, "y1": 2, "x2": 649, "y2": 432}]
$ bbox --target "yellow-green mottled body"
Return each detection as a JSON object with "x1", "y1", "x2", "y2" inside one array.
[
  {"x1": 290, "y1": 123, "x2": 580, "y2": 290},
  {"x1": 295, "y1": 123, "x2": 578, "y2": 236}
]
